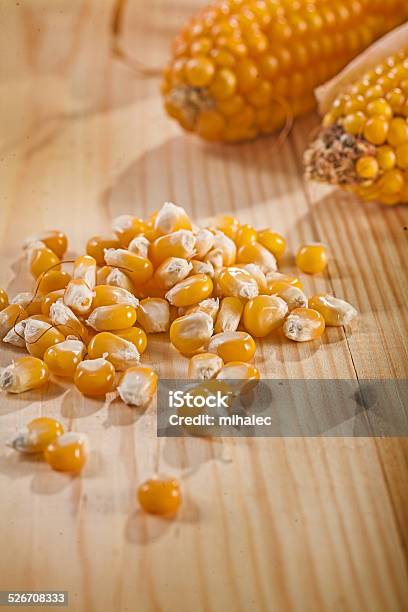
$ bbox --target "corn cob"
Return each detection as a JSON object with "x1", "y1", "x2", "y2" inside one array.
[
  {"x1": 162, "y1": 0, "x2": 408, "y2": 142},
  {"x1": 305, "y1": 36, "x2": 408, "y2": 205}
]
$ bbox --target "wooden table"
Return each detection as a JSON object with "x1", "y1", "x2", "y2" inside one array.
[{"x1": 0, "y1": 2, "x2": 407, "y2": 611}]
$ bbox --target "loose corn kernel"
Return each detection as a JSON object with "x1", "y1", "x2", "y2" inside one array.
[
  {"x1": 149, "y1": 230, "x2": 196, "y2": 267},
  {"x1": 217, "y1": 266, "x2": 259, "y2": 299},
  {"x1": 216, "y1": 361, "x2": 260, "y2": 395},
  {"x1": 154, "y1": 257, "x2": 192, "y2": 289},
  {"x1": 44, "y1": 339, "x2": 86, "y2": 378},
  {"x1": 257, "y1": 229, "x2": 286, "y2": 259},
  {"x1": 183, "y1": 297, "x2": 219, "y2": 321},
  {"x1": 64, "y1": 279, "x2": 94, "y2": 315},
  {"x1": 104, "y1": 267, "x2": 136, "y2": 293},
  {"x1": 189, "y1": 259, "x2": 215, "y2": 277},
  {"x1": 188, "y1": 352, "x2": 224, "y2": 380},
  {"x1": 212, "y1": 215, "x2": 239, "y2": 240},
  {"x1": 36, "y1": 269, "x2": 71, "y2": 295},
  {"x1": 92, "y1": 285, "x2": 139, "y2": 309},
  {"x1": 128, "y1": 235, "x2": 150, "y2": 259},
  {"x1": 235, "y1": 224, "x2": 257, "y2": 247},
  {"x1": 0, "y1": 288, "x2": 9, "y2": 311},
  {"x1": 23, "y1": 318, "x2": 65, "y2": 359},
  {"x1": 11, "y1": 292, "x2": 42, "y2": 316},
  {"x1": 235, "y1": 263, "x2": 268, "y2": 293},
  {"x1": 243, "y1": 295, "x2": 288, "y2": 337},
  {"x1": 268, "y1": 281, "x2": 308, "y2": 311},
  {"x1": 41, "y1": 289, "x2": 65, "y2": 316},
  {"x1": 114, "y1": 327, "x2": 147, "y2": 355},
  {"x1": 0, "y1": 304, "x2": 27, "y2": 339},
  {"x1": 112, "y1": 214, "x2": 146, "y2": 247},
  {"x1": 266, "y1": 272, "x2": 304, "y2": 291},
  {"x1": 104, "y1": 248, "x2": 153, "y2": 286},
  {"x1": 117, "y1": 366, "x2": 158, "y2": 407},
  {"x1": 86, "y1": 304, "x2": 137, "y2": 332},
  {"x1": 3, "y1": 318, "x2": 27, "y2": 347},
  {"x1": 0, "y1": 356, "x2": 49, "y2": 393},
  {"x1": 88, "y1": 331, "x2": 140, "y2": 370},
  {"x1": 12, "y1": 417, "x2": 64, "y2": 454},
  {"x1": 194, "y1": 228, "x2": 214, "y2": 259},
  {"x1": 24, "y1": 230, "x2": 67, "y2": 259},
  {"x1": 296, "y1": 243, "x2": 328, "y2": 274},
  {"x1": 138, "y1": 478, "x2": 181, "y2": 515},
  {"x1": 137, "y1": 298, "x2": 170, "y2": 333},
  {"x1": 308, "y1": 294, "x2": 358, "y2": 326},
  {"x1": 154, "y1": 201, "x2": 192, "y2": 234},
  {"x1": 207, "y1": 331, "x2": 256, "y2": 363},
  {"x1": 170, "y1": 311, "x2": 213, "y2": 355},
  {"x1": 237, "y1": 242, "x2": 277, "y2": 273},
  {"x1": 283, "y1": 307, "x2": 325, "y2": 342},
  {"x1": 73, "y1": 255, "x2": 97, "y2": 289},
  {"x1": 165, "y1": 273, "x2": 213, "y2": 307},
  {"x1": 204, "y1": 247, "x2": 225, "y2": 269},
  {"x1": 212, "y1": 230, "x2": 237, "y2": 265},
  {"x1": 74, "y1": 357, "x2": 116, "y2": 396},
  {"x1": 44, "y1": 432, "x2": 89, "y2": 473},
  {"x1": 86, "y1": 235, "x2": 120, "y2": 265},
  {"x1": 214, "y1": 296, "x2": 243, "y2": 333},
  {"x1": 50, "y1": 299, "x2": 91, "y2": 343},
  {"x1": 26, "y1": 241, "x2": 60, "y2": 278}
]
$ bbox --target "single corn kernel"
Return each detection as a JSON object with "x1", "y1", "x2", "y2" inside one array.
[
  {"x1": 36, "y1": 269, "x2": 71, "y2": 295},
  {"x1": 112, "y1": 214, "x2": 146, "y2": 247},
  {"x1": 11, "y1": 292, "x2": 42, "y2": 316},
  {"x1": 268, "y1": 281, "x2": 308, "y2": 311},
  {"x1": 170, "y1": 312, "x2": 213, "y2": 355},
  {"x1": 188, "y1": 352, "x2": 224, "y2": 380},
  {"x1": 86, "y1": 235, "x2": 121, "y2": 265},
  {"x1": 184, "y1": 297, "x2": 219, "y2": 321},
  {"x1": 104, "y1": 248, "x2": 153, "y2": 286},
  {"x1": 23, "y1": 318, "x2": 65, "y2": 359},
  {"x1": 212, "y1": 215, "x2": 239, "y2": 240},
  {"x1": 12, "y1": 417, "x2": 64, "y2": 454},
  {"x1": 86, "y1": 304, "x2": 137, "y2": 331},
  {"x1": 0, "y1": 288, "x2": 9, "y2": 311},
  {"x1": 257, "y1": 229, "x2": 286, "y2": 259},
  {"x1": 237, "y1": 242, "x2": 277, "y2": 273},
  {"x1": 204, "y1": 247, "x2": 225, "y2": 269},
  {"x1": 212, "y1": 230, "x2": 237, "y2": 265},
  {"x1": 137, "y1": 298, "x2": 170, "y2": 333},
  {"x1": 64, "y1": 279, "x2": 94, "y2": 315},
  {"x1": 41, "y1": 289, "x2": 65, "y2": 316},
  {"x1": 356, "y1": 155, "x2": 379, "y2": 179},
  {"x1": 216, "y1": 267, "x2": 259, "y2": 299},
  {"x1": 243, "y1": 295, "x2": 288, "y2": 337},
  {"x1": 308, "y1": 294, "x2": 358, "y2": 326},
  {"x1": 296, "y1": 243, "x2": 328, "y2": 274},
  {"x1": 149, "y1": 230, "x2": 196, "y2": 267},
  {"x1": 26, "y1": 241, "x2": 60, "y2": 278},
  {"x1": 88, "y1": 331, "x2": 140, "y2": 370},
  {"x1": 165, "y1": 274, "x2": 213, "y2": 307},
  {"x1": 177, "y1": 380, "x2": 234, "y2": 436},
  {"x1": 154, "y1": 201, "x2": 192, "y2": 234},
  {"x1": 103, "y1": 267, "x2": 135, "y2": 293},
  {"x1": 3, "y1": 317, "x2": 27, "y2": 347},
  {"x1": 114, "y1": 327, "x2": 147, "y2": 354},
  {"x1": 0, "y1": 304, "x2": 28, "y2": 339},
  {"x1": 73, "y1": 255, "x2": 97, "y2": 289},
  {"x1": 387, "y1": 117, "x2": 408, "y2": 147},
  {"x1": 216, "y1": 361, "x2": 260, "y2": 395},
  {"x1": 0, "y1": 356, "x2": 49, "y2": 393},
  {"x1": 266, "y1": 272, "x2": 304, "y2": 291},
  {"x1": 92, "y1": 285, "x2": 139, "y2": 309},
  {"x1": 49, "y1": 299, "x2": 91, "y2": 343},
  {"x1": 214, "y1": 296, "x2": 243, "y2": 333},
  {"x1": 363, "y1": 116, "x2": 389, "y2": 145},
  {"x1": 44, "y1": 432, "x2": 89, "y2": 473},
  {"x1": 283, "y1": 307, "x2": 325, "y2": 342},
  {"x1": 235, "y1": 263, "x2": 268, "y2": 293},
  {"x1": 235, "y1": 224, "x2": 257, "y2": 247},
  {"x1": 44, "y1": 339, "x2": 86, "y2": 378},
  {"x1": 207, "y1": 331, "x2": 256, "y2": 363},
  {"x1": 189, "y1": 259, "x2": 215, "y2": 277},
  {"x1": 74, "y1": 357, "x2": 116, "y2": 396},
  {"x1": 154, "y1": 257, "x2": 192, "y2": 289},
  {"x1": 194, "y1": 228, "x2": 214, "y2": 259},
  {"x1": 117, "y1": 366, "x2": 158, "y2": 407},
  {"x1": 138, "y1": 478, "x2": 181, "y2": 515},
  {"x1": 128, "y1": 235, "x2": 150, "y2": 259},
  {"x1": 24, "y1": 230, "x2": 67, "y2": 258}
]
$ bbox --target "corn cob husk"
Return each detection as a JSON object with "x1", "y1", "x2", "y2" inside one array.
[{"x1": 162, "y1": 0, "x2": 408, "y2": 142}]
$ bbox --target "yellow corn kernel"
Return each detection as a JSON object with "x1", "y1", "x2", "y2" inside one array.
[
  {"x1": 266, "y1": 272, "x2": 304, "y2": 291},
  {"x1": 99, "y1": 266, "x2": 136, "y2": 293},
  {"x1": 356, "y1": 155, "x2": 379, "y2": 179},
  {"x1": 63, "y1": 279, "x2": 94, "y2": 315},
  {"x1": 189, "y1": 259, "x2": 215, "y2": 277},
  {"x1": 88, "y1": 331, "x2": 140, "y2": 370},
  {"x1": 12, "y1": 417, "x2": 64, "y2": 454},
  {"x1": 237, "y1": 242, "x2": 277, "y2": 273},
  {"x1": 216, "y1": 266, "x2": 259, "y2": 299},
  {"x1": 0, "y1": 288, "x2": 9, "y2": 311},
  {"x1": 114, "y1": 327, "x2": 147, "y2": 355},
  {"x1": 387, "y1": 117, "x2": 408, "y2": 147},
  {"x1": 214, "y1": 296, "x2": 243, "y2": 333},
  {"x1": 23, "y1": 317, "x2": 65, "y2": 359},
  {"x1": 2, "y1": 316, "x2": 27, "y2": 347},
  {"x1": 49, "y1": 299, "x2": 91, "y2": 343},
  {"x1": 44, "y1": 339, "x2": 86, "y2": 378},
  {"x1": 176, "y1": 379, "x2": 234, "y2": 436},
  {"x1": 235, "y1": 224, "x2": 257, "y2": 247},
  {"x1": 117, "y1": 366, "x2": 158, "y2": 407},
  {"x1": 26, "y1": 241, "x2": 60, "y2": 278},
  {"x1": 128, "y1": 235, "x2": 150, "y2": 259},
  {"x1": 41, "y1": 289, "x2": 65, "y2": 316},
  {"x1": 86, "y1": 235, "x2": 121, "y2": 265},
  {"x1": 194, "y1": 228, "x2": 215, "y2": 259},
  {"x1": 104, "y1": 248, "x2": 153, "y2": 286},
  {"x1": 154, "y1": 257, "x2": 192, "y2": 289},
  {"x1": 296, "y1": 243, "x2": 328, "y2": 274},
  {"x1": 0, "y1": 304, "x2": 28, "y2": 339},
  {"x1": 154, "y1": 201, "x2": 192, "y2": 234},
  {"x1": 364, "y1": 116, "x2": 389, "y2": 145},
  {"x1": 212, "y1": 230, "x2": 237, "y2": 265},
  {"x1": 36, "y1": 269, "x2": 71, "y2": 295},
  {"x1": 10, "y1": 292, "x2": 42, "y2": 316},
  {"x1": 112, "y1": 214, "x2": 146, "y2": 247},
  {"x1": 216, "y1": 361, "x2": 260, "y2": 395},
  {"x1": 183, "y1": 297, "x2": 220, "y2": 321},
  {"x1": 257, "y1": 229, "x2": 286, "y2": 259},
  {"x1": 44, "y1": 432, "x2": 89, "y2": 473},
  {"x1": 170, "y1": 312, "x2": 213, "y2": 356},
  {"x1": 165, "y1": 274, "x2": 213, "y2": 307},
  {"x1": 235, "y1": 263, "x2": 268, "y2": 293},
  {"x1": 283, "y1": 307, "x2": 325, "y2": 342},
  {"x1": 243, "y1": 295, "x2": 288, "y2": 337},
  {"x1": 188, "y1": 352, "x2": 224, "y2": 380},
  {"x1": 207, "y1": 331, "x2": 256, "y2": 363},
  {"x1": 0, "y1": 356, "x2": 49, "y2": 393},
  {"x1": 138, "y1": 478, "x2": 181, "y2": 515},
  {"x1": 92, "y1": 285, "x2": 139, "y2": 309},
  {"x1": 212, "y1": 215, "x2": 239, "y2": 240},
  {"x1": 204, "y1": 247, "x2": 225, "y2": 269},
  {"x1": 24, "y1": 230, "x2": 68, "y2": 259},
  {"x1": 308, "y1": 294, "x2": 358, "y2": 326},
  {"x1": 137, "y1": 298, "x2": 170, "y2": 333},
  {"x1": 74, "y1": 357, "x2": 116, "y2": 396},
  {"x1": 86, "y1": 304, "x2": 137, "y2": 331},
  {"x1": 396, "y1": 142, "x2": 408, "y2": 169},
  {"x1": 73, "y1": 255, "x2": 97, "y2": 289},
  {"x1": 268, "y1": 281, "x2": 308, "y2": 311},
  {"x1": 149, "y1": 230, "x2": 196, "y2": 267}
]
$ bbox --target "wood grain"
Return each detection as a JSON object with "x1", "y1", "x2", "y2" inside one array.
[{"x1": 0, "y1": 2, "x2": 407, "y2": 611}]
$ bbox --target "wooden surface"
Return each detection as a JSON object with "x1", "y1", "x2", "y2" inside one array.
[{"x1": 0, "y1": 2, "x2": 407, "y2": 611}]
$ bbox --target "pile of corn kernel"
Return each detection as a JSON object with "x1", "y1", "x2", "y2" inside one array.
[{"x1": 0, "y1": 202, "x2": 357, "y2": 515}]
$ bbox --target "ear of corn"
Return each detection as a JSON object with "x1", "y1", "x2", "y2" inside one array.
[{"x1": 162, "y1": 0, "x2": 408, "y2": 142}]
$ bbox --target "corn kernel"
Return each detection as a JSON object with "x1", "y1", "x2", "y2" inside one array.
[
  {"x1": 183, "y1": 297, "x2": 219, "y2": 321},
  {"x1": 36, "y1": 269, "x2": 71, "y2": 295},
  {"x1": 268, "y1": 281, "x2": 308, "y2": 311},
  {"x1": 189, "y1": 259, "x2": 215, "y2": 277},
  {"x1": 74, "y1": 358, "x2": 116, "y2": 396},
  {"x1": 149, "y1": 230, "x2": 196, "y2": 267},
  {"x1": 100, "y1": 267, "x2": 135, "y2": 293},
  {"x1": 2, "y1": 317, "x2": 27, "y2": 347},
  {"x1": 235, "y1": 224, "x2": 257, "y2": 247},
  {"x1": 343, "y1": 111, "x2": 366, "y2": 135},
  {"x1": 283, "y1": 307, "x2": 325, "y2": 342},
  {"x1": 86, "y1": 304, "x2": 137, "y2": 332},
  {"x1": 295, "y1": 243, "x2": 328, "y2": 274},
  {"x1": 44, "y1": 339, "x2": 86, "y2": 378},
  {"x1": 237, "y1": 242, "x2": 277, "y2": 273},
  {"x1": 214, "y1": 296, "x2": 243, "y2": 333},
  {"x1": 356, "y1": 156, "x2": 379, "y2": 179},
  {"x1": 73, "y1": 255, "x2": 97, "y2": 289},
  {"x1": 88, "y1": 331, "x2": 140, "y2": 370},
  {"x1": 114, "y1": 326, "x2": 147, "y2": 354},
  {"x1": 170, "y1": 312, "x2": 213, "y2": 355},
  {"x1": 0, "y1": 304, "x2": 27, "y2": 339},
  {"x1": 64, "y1": 279, "x2": 94, "y2": 315},
  {"x1": 154, "y1": 257, "x2": 192, "y2": 289},
  {"x1": 243, "y1": 294, "x2": 288, "y2": 337},
  {"x1": 396, "y1": 143, "x2": 408, "y2": 169},
  {"x1": 0, "y1": 356, "x2": 49, "y2": 393},
  {"x1": 12, "y1": 417, "x2": 64, "y2": 454},
  {"x1": 137, "y1": 298, "x2": 170, "y2": 333},
  {"x1": 207, "y1": 331, "x2": 256, "y2": 362},
  {"x1": 257, "y1": 229, "x2": 286, "y2": 259},
  {"x1": 26, "y1": 241, "x2": 60, "y2": 279},
  {"x1": 308, "y1": 294, "x2": 358, "y2": 326},
  {"x1": 212, "y1": 230, "x2": 237, "y2": 265},
  {"x1": 266, "y1": 272, "x2": 303, "y2": 291},
  {"x1": 44, "y1": 432, "x2": 89, "y2": 473},
  {"x1": 387, "y1": 117, "x2": 408, "y2": 147},
  {"x1": 188, "y1": 352, "x2": 224, "y2": 380},
  {"x1": 41, "y1": 289, "x2": 65, "y2": 316},
  {"x1": 92, "y1": 285, "x2": 139, "y2": 309},
  {"x1": 212, "y1": 214, "x2": 239, "y2": 240},
  {"x1": 194, "y1": 228, "x2": 215, "y2": 259},
  {"x1": 376, "y1": 145, "x2": 396, "y2": 170},
  {"x1": 154, "y1": 201, "x2": 192, "y2": 234},
  {"x1": 104, "y1": 249, "x2": 153, "y2": 286},
  {"x1": 112, "y1": 214, "x2": 146, "y2": 247},
  {"x1": 50, "y1": 299, "x2": 91, "y2": 343},
  {"x1": 165, "y1": 274, "x2": 213, "y2": 307},
  {"x1": 216, "y1": 361, "x2": 260, "y2": 395},
  {"x1": 23, "y1": 317, "x2": 65, "y2": 359},
  {"x1": 363, "y1": 116, "x2": 389, "y2": 145},
  {"x1": 10, "y1": 292, "x2": 42, "y2": 316},
  {"x1": 217, "y1": 267, "x2": 259, "y2": 299},
  {"x1": 128, "y1": 235, "x2": 150, "y2": 259},
  {"x1": 204, "y1": 248, "x2": 225, "y2": 269},
  {"x1": 117, "y1": 366, "x2": 158, "y2": 407},
  {"x1": 24, "y1": 230, "x2": 67, "y2": 259},
  {"x1": 86, "y1": 235, "x2": 121, "y2": 265},
  {"x1": 138, "y1": 478, "x2": 181, "y2": 515},
  {"x1": 0, "y1": 288, "x2": 8, "y2": 311}
]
